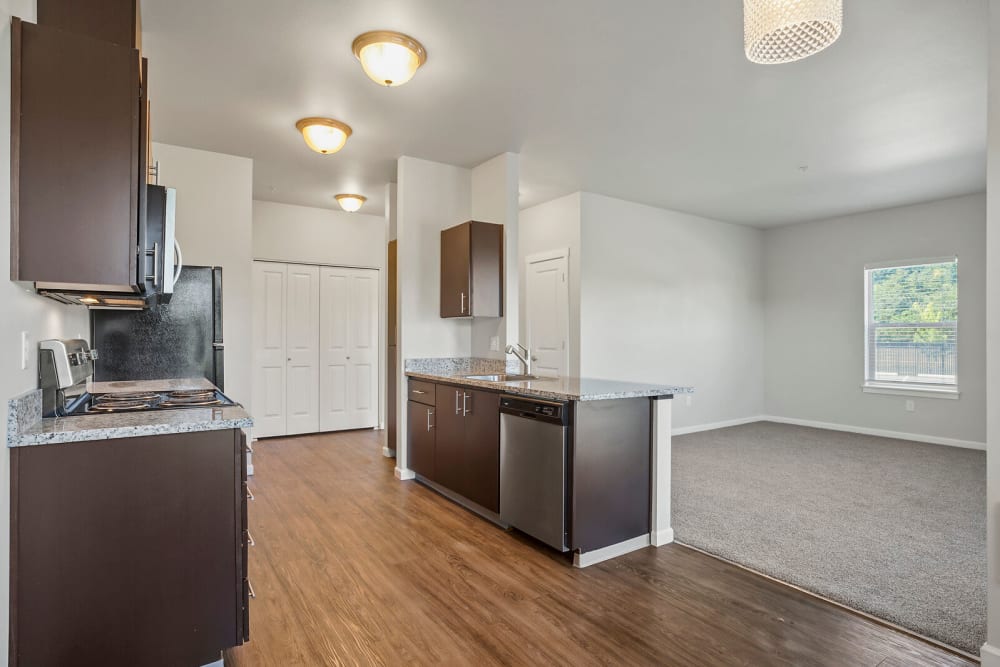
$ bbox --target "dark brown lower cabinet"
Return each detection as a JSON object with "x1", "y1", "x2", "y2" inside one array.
[
  {"x1": 407, "y1": 400, "x2": 435, "y2": 479},
  {"x1": 10, "y1": 429, "x2": 248, "y2": 667},
  {"x1": 432, "y1": 384, "x2": 500, "y2": 513}
]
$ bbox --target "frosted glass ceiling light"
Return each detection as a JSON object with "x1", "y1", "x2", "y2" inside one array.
[
  {"x1": 296, "y1": 117, "x2": 352, "y2": 154},
  {"x1": 744, "y1": 0, "x2": 843, "y2": 64},
  {"x1": 352, "y1": 31, "x2": 427, "y2": 87},
  {"x1": 335, "y1": 194, "x2": 366, "y2": 212}
]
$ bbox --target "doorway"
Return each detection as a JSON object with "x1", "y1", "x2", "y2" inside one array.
[
  {"x1": 252, "y1": 261, "x2": 379, "y2": 438},
  {"x1": 524, "y1": 249, "x2": 570, "y2": 377}
]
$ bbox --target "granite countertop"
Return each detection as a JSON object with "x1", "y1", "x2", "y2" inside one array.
[
  {"x1": 7, "y1": 379, "x2": 253, "y2": 448},
  {"x1": 405, "y1": 370, "x2": 693, "y2": 402}
]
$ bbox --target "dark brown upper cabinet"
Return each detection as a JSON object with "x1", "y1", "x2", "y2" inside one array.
[
  {"x1": 11, "y1": 18, "x2": 147, "y2": 290},
  {"x1": 37, "y1": 0, "x2": 142, "y2": 50},
  {"x1": 440, "y1": 220, "x2": 503, "y2": 318}
]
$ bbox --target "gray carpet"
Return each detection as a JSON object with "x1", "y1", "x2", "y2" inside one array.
[{"x1": 672, "y1": 422, "x2": 986, "y2": 655}]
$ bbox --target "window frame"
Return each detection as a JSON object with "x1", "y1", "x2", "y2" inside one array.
[{"x1": 862, "y1": 256, "x2": 960, "y2": 399}]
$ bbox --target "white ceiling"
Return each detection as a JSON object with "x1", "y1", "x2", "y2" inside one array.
[{"x1": 141, "y1": 0, "x2": 988, "y2": 227}]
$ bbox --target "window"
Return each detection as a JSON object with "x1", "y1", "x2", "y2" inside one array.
[{"x1": 864, "y1": 258, "x2": 958, "y2": 394}]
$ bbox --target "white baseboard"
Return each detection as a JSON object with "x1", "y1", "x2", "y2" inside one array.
[
  {"x1": 982, "y1": 642, "x2": 1000, "y2": 666},
  {"x1": 672, "y1": 416, "x2": 761, "y2": 436},
  {"x1": 651, "y1": 528, "x2": 674, "y2": 547},
  {"x1": 760, "y1": 415, "x2": 987, "y2": 451},
  {"x1": 382, "y1": 447, "x2": 396, "y2": 458},
  {"x1": 200, "y1": 658, "x2": 223, "y2": 667},
  {"x1": 394, "y1": 466, "x2": 415, "y2": 481},
  {"x1": 573, "y1": 534, "x2": 650, "y2": 568}
]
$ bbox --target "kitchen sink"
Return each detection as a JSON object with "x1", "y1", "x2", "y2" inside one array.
[{"x1": 463, "y1": 373, "x2": 554, "y2": 383}]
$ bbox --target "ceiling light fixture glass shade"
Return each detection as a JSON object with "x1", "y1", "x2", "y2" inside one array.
[
  {"x1": 295, "y1": 117, "x2": 352, "y2": 154},
  {"x1": 335, "y1": 194, "x2": 367, "y2": 212},
  {"x1": 352, "y1": 31, "x2": 427, "y2": 87},
  {"x1": 744, "y1": 0, "x2": 842, "y2": 64}
]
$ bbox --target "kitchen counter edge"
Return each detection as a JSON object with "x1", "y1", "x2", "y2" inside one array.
[{"x1": 405, "y1": 371, "x2": 692, "y2": 402}]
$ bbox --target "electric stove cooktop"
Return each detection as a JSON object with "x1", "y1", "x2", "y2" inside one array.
[{"x1": 65, "y1": 389, "x2": 236, "y2": 416}]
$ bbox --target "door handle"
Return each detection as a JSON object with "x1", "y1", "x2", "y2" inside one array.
[
  {"x1": 463, "y1": 392, "x2": 471, "y2": 416},
  {"x1": 460, "y1": 292, "x2": 466, "y2": 314},
  {"x1": 455, "y1": 390, "x2": 461, "y2": 415},
  {"x1": 145, "y1": 242, "x2": 160, "y2": 287},
  {"x1": 427, "y1": 409, "x2": 434, "y2": 431}
]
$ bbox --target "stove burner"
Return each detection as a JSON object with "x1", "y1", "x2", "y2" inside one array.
[
  {"x1": 159, "y1": 395, "x2": 223, "y2": 408},
  {"x1": 94, "y1": 392, "x2": 159, "y2": 403},
  {"x1": 167, "y1": 389, "x2": 217, "y2": 399},
  {"x1": 88, "y1": 400, "x2": 152, "y2": 413}
]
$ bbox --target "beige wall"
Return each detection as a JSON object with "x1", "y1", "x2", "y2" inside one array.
[{"x1": 152, "y1": 143, "x2": 254, "y2": 411}]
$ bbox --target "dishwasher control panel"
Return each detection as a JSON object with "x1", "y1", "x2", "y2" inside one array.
[{"x1": 499, "y1": 396, "x2": 568, "y2": 425}]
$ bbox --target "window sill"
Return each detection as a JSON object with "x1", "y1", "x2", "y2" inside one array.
[{"x1": 862, "y1": 384, "x2": 960, "y2": 400}]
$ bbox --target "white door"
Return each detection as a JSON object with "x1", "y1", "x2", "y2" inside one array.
[
  {"x1": 251, "y1": 262, "x2": 288, "y2": 438},
  {"x1": 525, "y1": 251, "x2": 570, "y2": 377},
  {"x1": 284, "y1": 264, "x2": 320, "y2": 435},
  {"x1": 320, "y1": 267, "x2": 379, "y2": 431}
]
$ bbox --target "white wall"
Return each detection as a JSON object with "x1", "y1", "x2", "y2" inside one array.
[
  {"x1": 764, "y1": 194, "x2": 988, "y2": 445},
  {"x1": 0, "y1": 2, "x2": 89, "y2": 663},
  {"x1": 984, "y1": 1, "x2": 1000, "y2": 662},
  {"x1": 152, "y1": 143, "x2": 254, "y2": 411},
  {"x1": 471, "y1": 153, "x2": 519, "y2": 359},
  {"x1": 252, "y1": 199, "x2": 388, "y2": 427},
  {"x1": 578, "y1": 193, "x2": 765, "y2": 430}
]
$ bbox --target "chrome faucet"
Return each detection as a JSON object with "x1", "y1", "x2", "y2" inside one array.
[{"x1": 505, "y1": 343, "x2": 532, "y2": 376}]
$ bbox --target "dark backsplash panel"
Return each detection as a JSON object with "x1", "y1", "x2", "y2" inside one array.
[{"x1": 90, "y1": 266, "x2": 222, "y2": 387}]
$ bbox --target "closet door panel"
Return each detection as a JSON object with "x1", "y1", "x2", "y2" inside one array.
[
  {"x1": 285, "y1": 264, "x2": 321, "y2": 435},
  {"x1": 348, "y1": 270, "x2": 379, "y2": 428},
  {"x1": 251, "y1": 263, "x2": 288, "y2": 438},
  {"x1": 320, "y1": 268, "x2": 352, "y2": 432}
]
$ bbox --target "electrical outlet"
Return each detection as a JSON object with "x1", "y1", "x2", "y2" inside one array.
[
  {"x1": 905, "y1": 399, "x2": 915, "y2": 413},
  {"x1": 489, "y1": 336, "x2": 500, "y2": 352},
  {"x1": 20, "y1": 331, "x2": 28, "y2": 370},
  {"x1": 685, "y1": 394, "x2": 692, "y2": 407}
]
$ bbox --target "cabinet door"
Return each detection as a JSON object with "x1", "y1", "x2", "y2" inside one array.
[
  {"x1": 13, "y1": 19, "x2": 141, "y2": 286},
  {"x1": 440, "y1": 223, "x2": 471, "y2": 318},
  {"x1": 434, "y1": 385, "x2": 466, "y2": 492},
  {"x1": 461, "y1": 389, "x2": 500, "y2": 512},
  {"x1": 407, "y1": 400, "x2": 435, "y2": 479}
]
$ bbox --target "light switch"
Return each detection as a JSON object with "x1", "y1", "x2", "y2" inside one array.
[
  {"x1": 685, "y1": 394, "x2": 692, "y2": 407},
  {"x1": 489, "y1": 336, "x2": 500, "y2": 352},
  {"x1": 905, "y1": 399, "x2": 915, "y2": 413}
]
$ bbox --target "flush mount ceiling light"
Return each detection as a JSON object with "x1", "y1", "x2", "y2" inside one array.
[
  {"x1": 352, "y1": 30, "x2": 427, "y2": 86},
  {"x1": 744, "y1": 0, "x2": 842, "y2": 64},
  {"x1": 335, "y1": 194, "x2": 367, "y2": 212},
  {"x1": 295, "y1": 117, "x2": 352, "y2": 154}
]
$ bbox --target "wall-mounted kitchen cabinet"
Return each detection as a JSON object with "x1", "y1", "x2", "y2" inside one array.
[
  {"x1": 11, "y1": 17, "x2": 148, "y2": 291},
  {"x1": 37, "y1": 0, "x2": 143, "y2": 50},
  {"x1": 440, "y1": 220, "x2": 504, "y2": 318}
]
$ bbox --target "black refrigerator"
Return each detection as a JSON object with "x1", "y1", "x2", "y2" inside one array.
[{"x1": 91, "y1": 266, "x2": 225, "y2": 390}]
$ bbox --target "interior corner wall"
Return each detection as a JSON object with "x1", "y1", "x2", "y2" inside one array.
[
  {"x1": 763, "y1": 194, "x2": 988, "y2": 445},
  {"x1": 251, "y1": 199, "x2": 388, "y2": 428},
  {"x1": 577, "y1": 193, "x2": 765, "y2": 430},
  {"x1": 0, "y1": 3, "x2": 89, "y2": 663},
  {"x1": 470, "y1": 153, "x2": 519, "y2": 360},
  {"x1": 395, "y1": 156, "x2": 472, "y2": 471},
  {"x1": 518, "y1": 192, "x2": 583, "y2": 377},
  {"x1": 152, "y1": 143, "x2": 254, "y2": 412}
]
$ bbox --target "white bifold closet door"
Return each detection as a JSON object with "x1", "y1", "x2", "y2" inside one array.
[
  {"x1": 319, "y1": 267, "x2": 379, "y2": 432},
  {"x1": 252, "y1": 261, "x2": 378, "y2": 438}
]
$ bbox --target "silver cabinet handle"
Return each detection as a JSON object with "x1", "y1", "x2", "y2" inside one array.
[
  {"x1": 248, "y1": 578, "x2": 256, "y2": 599},
  {"x1": 460, "y1": 291, "x2": 466, "y2": 314},
  {"x1": 426, "y1": 408, "x2": 434, "y2": 431},
  {"x1": 455, "y1": 390, "x2": 461, "y2": 414},
  {"x1": 247, "y1": 531, "x2": 255, "y2": 547},
  {"x1": 247, "y1": 487, "x2": 255, "y2": 501},
  {"x1": 412, "y1": 389, "x2": 427, "y2": 395},
  {"x1": 463, "y1": 392, "x2": 470, "y2": 416}
]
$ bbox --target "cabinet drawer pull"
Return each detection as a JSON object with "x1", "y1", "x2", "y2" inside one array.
[
  {"x1": 427, "y1": 409, "x2": 434, "y2": 431},
  {"x1": 411, "y1": 389, "x2": 427, "y2": 395},
  {"x1": 455, "y1": 390, "x2": 461, "y2": 415},
  {"x1": 247, "y1": 531, "x2": 256, "y2": 547},
  {"x1": 247, "y1": 487, "x2": 255, "y2": 501},
  {"x1": 463, "y1": 392, "x2": 471, "y2": 416},
  {"x1": 247, "y1": 578, "x2": 256, "y2": 599},
  {"x1": 460, "y1": 291, "x2": 466, "y2": 314}
]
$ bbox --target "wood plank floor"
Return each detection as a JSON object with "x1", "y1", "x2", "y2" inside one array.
[{"x1": 225, "y1": 430, "x2": 975, "y2": 667}]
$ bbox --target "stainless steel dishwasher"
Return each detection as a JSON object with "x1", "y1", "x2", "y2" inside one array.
[{"x1": 499, "y1": 395, "x2": 570, "y2": 551}]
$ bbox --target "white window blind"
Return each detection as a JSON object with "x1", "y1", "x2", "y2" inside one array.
[{"x1": 864, "y1": 259, "x2": 958, "y2": 389}]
